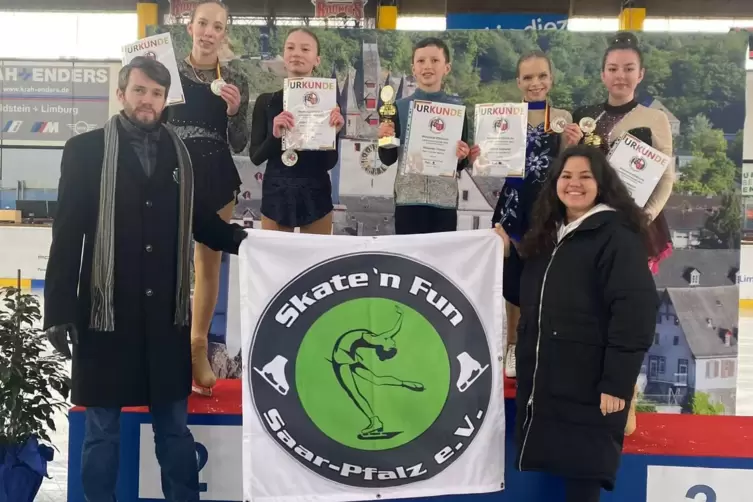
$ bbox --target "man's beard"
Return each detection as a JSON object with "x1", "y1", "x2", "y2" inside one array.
[{"x1": 124, "y1": 103, "x2": 160, "y2": 128}]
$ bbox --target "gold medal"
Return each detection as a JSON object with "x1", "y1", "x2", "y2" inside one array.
[
  {"x1": 282, "y1": 149, "x2": 298, "y2": 167},
  {"x1": 585, "y1": 135, "x2": 603, "y2": 148}
]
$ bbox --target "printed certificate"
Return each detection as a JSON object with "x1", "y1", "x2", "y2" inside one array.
[
  {"x1": 122, "y1": 33, "x2": 185, "y2": 106},
  {"x1": 282, "y1": 77, "x2": 337, "y2": 151},
  {"x1": 472, "y1": 103, "x2": 527, "y2": 177},
  {"x1": 608, "y1": 132, "x2": 671, "y2": 207},
  {"x1": 402, "y1": 100, "x2": 466, "y2": 177}
]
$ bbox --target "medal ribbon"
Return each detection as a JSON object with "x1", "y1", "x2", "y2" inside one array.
[
  {"x1": 525, "y1": 100, "x2": 551, "y2": 133},
  {"x1": 544, "y1": 102, "x2": 552, "y2": 133},
  {"x1": 188, "y1": 54, "x2": 222, "y2": 83}
]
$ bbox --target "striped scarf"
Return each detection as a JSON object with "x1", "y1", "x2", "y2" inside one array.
[{"x1": 89, "y1": 114, "x2": 194, "y2": 332}]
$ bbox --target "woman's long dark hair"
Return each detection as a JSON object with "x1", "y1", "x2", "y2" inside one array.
[{"x1": 519, "y1": 145, "x2": 649, "y2": 258}]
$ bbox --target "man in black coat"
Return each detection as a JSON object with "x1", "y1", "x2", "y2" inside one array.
[{"x1": 43, "y1": 57, "x2": 246, "y2": 502}]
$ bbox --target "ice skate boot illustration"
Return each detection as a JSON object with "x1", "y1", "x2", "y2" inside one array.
[
  {"x1": 253, "y1": 355, "x2": 290, "y2": 396},
  {"x1": 456, "y1": 352, "x2": 489, "y2": 392},
  {"x1": 357, "y1": 416, "x2": 401, "y2": 440}
]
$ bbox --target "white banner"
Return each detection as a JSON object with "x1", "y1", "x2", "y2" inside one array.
[
  {"x1": 739, "y1": 70, "x2": 753, "y2": 417},
  {"x1": 239, "y1": 229, "x2": 506, "y2": 502},
  {"x1": 743, "y1": 163, "x2": 753, "y2": 196},
  {"x1": 0, "y1": 226, "x2": 51, "y2": 281},
  {"x1": 646, "y1": 465, "x2": 753, "y2": 501}
]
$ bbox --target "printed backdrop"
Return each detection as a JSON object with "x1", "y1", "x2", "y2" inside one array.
[
  {"x1": 150, "y1": 26, "x2": 751, "y2": 417},
  {"x1": 238, "y1": 229, "x2": 505, "y2": 501}
]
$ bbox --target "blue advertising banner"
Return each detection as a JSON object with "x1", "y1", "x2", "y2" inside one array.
[{"x1": 445, "y1": 13, "x2": 568, "y2": 30}]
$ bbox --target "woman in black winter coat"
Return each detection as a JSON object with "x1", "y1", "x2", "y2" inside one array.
[{"x1": 494, "y1": 145, "x2": 659, "y2": 501}]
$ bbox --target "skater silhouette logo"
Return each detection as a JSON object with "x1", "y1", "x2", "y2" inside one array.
[
  {"x1": 295, "y1": 297, "x2": 450, "y2": 452},
  {"x1": 248, "y1": 253, "x2": 493, "y2": 488},
  {"x1": 331, "y1": 305, "x2": 426, "y2": 440}
]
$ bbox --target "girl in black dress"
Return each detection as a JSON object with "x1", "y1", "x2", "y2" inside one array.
[
  {"x1": 249, "y1": 28, "x2": 345, "y2": 234},
  {"x1": 167, "y1": 0, "x2": 250, "y2": 395}
]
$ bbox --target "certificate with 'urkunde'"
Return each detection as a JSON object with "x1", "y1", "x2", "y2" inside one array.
[
  {"x1": 122, "y1": 33, "x2": 185, "y2": 106},
  {"x1": 402, "y1": 100, "x2": 466, "y2": 177},
  {"x1": 607, "y1": 132, "x2": 671, "y2": 208},
  {"x1": 472, "y1": 103, "x2": 527, "y2": 177},
  {"x1": 282, "y1": 77, "x2": 337, "y2": 151}
]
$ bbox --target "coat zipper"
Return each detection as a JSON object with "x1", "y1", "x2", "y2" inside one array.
[{"x1": 518, "y1": 236, "x2": 569, "y2": 471}]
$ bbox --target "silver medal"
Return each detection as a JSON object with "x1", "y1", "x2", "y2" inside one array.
[
  {"x1": 550, "y1": 116, "x2": 568, "y2": 134},
  {"x1": 282, "y1": 149, "x2": 298, "y2": 167},
  {"x1": 578, "y1": 117, "x2": 597, "y2": 135},
  {"x1": 210, "y1": 78, "x2": 226, "y2": 96}
]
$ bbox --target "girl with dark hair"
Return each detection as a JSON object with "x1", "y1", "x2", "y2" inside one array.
[
  {"x1": 166, "y1": 0, "x2": 250, "y2": 396},
  {"x1": 249, "y1": 28, "x2": 344, "y2": 233},
  {"x1": 572, "y1": 31, "x2": 674, "y2": 434},
  {"x1": 494, "y1": 145, "x2": 658, "y2": 502},
  {"x1": 469, "y1": 50, "x2": 581, "y2": 379}
]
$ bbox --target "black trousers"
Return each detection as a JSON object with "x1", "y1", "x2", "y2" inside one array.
[
  {"x1": 394, "y1": 205, "x2": 457, "y2": 235},
  {"x1": 565, "y1": 478, "x2": 602, "y2": 502}
]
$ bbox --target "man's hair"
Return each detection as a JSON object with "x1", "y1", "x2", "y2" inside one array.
[
  {"x1": 412, "y1": 37, "x2": 451, "y2": 64},
  {"x1": 118, "y1": 56, "x2": 172, "y2": 94}
]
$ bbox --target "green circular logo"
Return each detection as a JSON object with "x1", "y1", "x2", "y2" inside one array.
[
  {"x1": 249, "y1": 252, "x2": 494, "y2": 488},
  {"x1": 295, "y1": 297, "x2": 451, "y2": 451}
]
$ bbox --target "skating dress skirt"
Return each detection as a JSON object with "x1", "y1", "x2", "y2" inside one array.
[{"x1": 168, "y1": 72, "x2": 242, "y2": 213}]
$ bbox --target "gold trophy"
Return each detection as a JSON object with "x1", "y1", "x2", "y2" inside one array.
[
  {"x1": 579, "y1": 117, "x2": 602, "y2": 148},
  {"x1": 378, "y1": 85, "x2": 400, "y2": 149}
]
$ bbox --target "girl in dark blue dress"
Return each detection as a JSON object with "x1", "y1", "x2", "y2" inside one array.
[
  {"x1": 249, "y1": 28, "x2": 344, "y2": 233},
  {"x1": 470, "y1": 51, "x2": 581, "y2": 379}
]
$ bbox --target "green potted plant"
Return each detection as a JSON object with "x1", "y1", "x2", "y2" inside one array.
[{"x1": 0, "y1": 284, "x2": 70, "y2": 501}]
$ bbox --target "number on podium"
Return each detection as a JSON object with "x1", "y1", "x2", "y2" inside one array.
[
  {"x1": 686, "y1": 484, "x2": 716, "y2": 502},
  {"x1": 196, "y1": 442, "x2": 209, "y2": 493}
]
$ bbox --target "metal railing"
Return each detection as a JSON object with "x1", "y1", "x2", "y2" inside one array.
[{"x1": 647, "y1": 372, "x2": 689, "y2": 386}]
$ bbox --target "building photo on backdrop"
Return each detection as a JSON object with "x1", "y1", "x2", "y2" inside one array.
[
  {"x1": 0, "y1": 26, "x2": 749, "y2": 418},
  {"x1": 148, "y1": 25, "x2": 753, "y2": 417}
]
